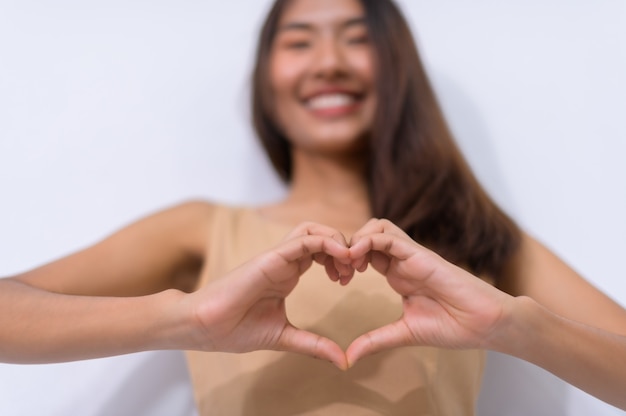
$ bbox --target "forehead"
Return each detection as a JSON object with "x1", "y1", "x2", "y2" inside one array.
[{"x1": 278, "y1": 0, "x2": 365, "y2": 28}]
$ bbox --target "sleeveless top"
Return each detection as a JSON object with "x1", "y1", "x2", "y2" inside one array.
[{"x1": 185, "y1": 204, "x2": 485, "y2": 415}]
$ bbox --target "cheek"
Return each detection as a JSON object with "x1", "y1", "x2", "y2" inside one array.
[
  {"x1": 267, "y1": 56, "x2": 301, "y2": 137},
  {"x1": 269, "y1": 54, "x2": 302, "y2": 99},
  {"x1": 353, "y1": 52, "x2": 377, "y2": 120},
  {"x1": 269, "y1": 54, "x2": 313, "y2": 138},
  {"x1": 349, "y1": 49, "x2": 375, "y2": 85}
]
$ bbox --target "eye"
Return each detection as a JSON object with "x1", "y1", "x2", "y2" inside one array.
[
  {"x1": 286, "y1": 40, "x2": 311, "y2": 50},
  {"x1": 344, "y1": 27, "x2": 369, "y2": 46},
  {"x1": 275, "y1": 31, "x2": 313, "y2": 51},
  {"x1": 347, "y1": 35, "x2": 369, "y2": 45}
]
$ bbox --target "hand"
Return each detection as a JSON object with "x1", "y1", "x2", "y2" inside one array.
[
  {"x1": 346, "y1": 219, "x2": 514, "y2": 366},
  {"x1": 182, "y1": 223, "x2": 354, "y2": 369}
]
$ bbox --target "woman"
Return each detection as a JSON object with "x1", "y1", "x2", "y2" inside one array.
[{"x1": 1, "y1": 0, "x2": 625, "y2": 414}]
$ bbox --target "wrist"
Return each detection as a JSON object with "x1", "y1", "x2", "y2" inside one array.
[
  {"x1": 148, "y1": 288, "x2": 199, "y2": 351},
  {"x1": 486, "y1": 295, "x2": 546, "y2": 358}
]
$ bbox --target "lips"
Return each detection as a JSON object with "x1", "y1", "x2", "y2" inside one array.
[
  {"x1": 303, "y1": 90, "x2": 364, "y2": 117},
  {"x1": 307, "y1": 93, "x2": 357, "y2": 110}
]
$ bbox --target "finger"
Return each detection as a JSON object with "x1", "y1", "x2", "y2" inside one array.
[
  {"x1": 284, "y1": 223, "x2": 350, "y2": 260},
  {"x1": 227, "y1": 235, "x2": 349, "y2": 305},
  {"x1": 349, "y1": 233, "x2": 419, "y2": 263},
  {"x1": 338, "y1": 267, "x2": 355, "y2": 286},
  {"x1": 349, "y1": 234, "x2": 438, "y2": 283},
  {"x1": 312, "y1": 252, "x2": 330, "y2": 269},
  {"x1": 254, "y1": 235, "x2": 350, "y2": 288},
  {"x1": 349, "y1": 218, "x2": 408, "y2": 248},
  {"x1": 313, "y1": 252, "x2": 354, "y2": 281},
  {"x1": 278, "y1": 324, "x2": 348, "y2": 370},
  {"x1": 276, "y1": 234, "x2": 351, "y2": 265},
  {"x1": 349, "y1": 218, "x2": 382, "y2": 248},
  {"x1": 334, "y1": 254, "x2": 354, "y2": 276},
  {"x1": 345, "y1": 320, "x2": 415, "y2": 367},
  {"x1": 323, "y1": 256, "x2": 341, "y2": 282},
  {"x1": 368, "y1": 251, "x2": 391, "y2": 275},
  {"x1": 350, "y1": 251, "x2": 370, "y2": 273}
]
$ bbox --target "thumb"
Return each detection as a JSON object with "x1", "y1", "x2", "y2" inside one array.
[
  {"x1": 278, "y1": 324, "x2": 348, "y2": 370},
  {"x1": 345, "y1": 320, "x2": 414, "y2": 367}
]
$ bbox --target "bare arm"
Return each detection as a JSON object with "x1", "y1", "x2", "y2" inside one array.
[
  {"x1": 0, "y1": 281, "x2": 187, "y2": 363},
  {"x1": 493, "y1": 234, "x2": 626, "y2": 408},
  {"x1": 490, "y1": 295, "x2": 626, "y2": 410},
  {"x1": 0, "y1": 201, "x2": 213, "y2": 363},
  {"x1": 12, "y1": 201, "x2": 213, "y2": 297},
  {"x1": 498, "y1": 233, "x2": 626, "y2": 336},
  {"x1": 0, "y1": 220, "x2": 352, "y2": 368}
]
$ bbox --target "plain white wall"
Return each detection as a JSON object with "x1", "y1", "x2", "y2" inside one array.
[{"x1": 0, "y1": 0, "x2": 624, "y2": 415}]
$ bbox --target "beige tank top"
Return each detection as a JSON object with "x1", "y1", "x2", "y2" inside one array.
[{"x1": 186, "y1": 205, "x2": 485, "y2": 415}]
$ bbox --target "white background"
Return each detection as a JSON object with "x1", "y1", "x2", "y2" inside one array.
[{"x1": 0, "y1": 0, "x2": 625, "y2": 415}]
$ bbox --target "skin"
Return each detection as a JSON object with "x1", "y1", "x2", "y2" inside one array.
[
  {"x1": 270, "y1": 0, "x2": 376, "y2": 157},
  {"x1": 260, "y1": 0, "x2": 374, "y2": 233},
  {"x1": 1, "y1": 0, "x2": 626, "y2": 410},
  {"x1": 345, "y1": 220, "x2": 626, "y2": 408}
]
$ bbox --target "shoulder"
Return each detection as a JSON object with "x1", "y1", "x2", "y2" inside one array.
[
  {"x1": 92, "y1": 199, "x2": 227, "y2": 265},
  {"x1": 160, "y1": 199, "x2": 218, "y2": 216},
  {"x1": 11, "y1": 200, "x2": 231, "y2": 296},
  {"x1": 151, "y1": 200, "x2": 258, "y2": 257},
  {"x1": 497, "y1": 232, "x2": 553, "y2": 293},
  {"x1": 160, "y1": 199, "x2": 219, "y2": 228},
  {"x1": 142, "y1": 199, "x2": 224, "y2": 258}
]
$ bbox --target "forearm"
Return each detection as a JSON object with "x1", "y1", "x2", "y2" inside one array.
[
  {"x1": 491, "y1": 296, "x2": 626, "y2": 410},
  {"x1": 0, "y1": 279, "x2": 190, "y2": 364}
]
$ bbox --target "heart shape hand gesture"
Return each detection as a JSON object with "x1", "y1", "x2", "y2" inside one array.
[{"x1": 179, "y1": 219, "x2": 514, "y2": 370}]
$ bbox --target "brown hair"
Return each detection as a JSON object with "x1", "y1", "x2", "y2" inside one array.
[{"x1": 252, "y1": 0, "x2": 521, "y2": 279}]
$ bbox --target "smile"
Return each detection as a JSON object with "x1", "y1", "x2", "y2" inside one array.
[{"x1": 304, "y1": 93, "x2": 363, "y2": 117}]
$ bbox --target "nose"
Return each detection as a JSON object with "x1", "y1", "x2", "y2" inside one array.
[{"x1": 311, "y1": 36, "x2": 348, "y2": 79}]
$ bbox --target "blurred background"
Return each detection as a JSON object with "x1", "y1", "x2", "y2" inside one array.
[{"x1": 0, "y1": 0, "x2": 624, "y2": 414}]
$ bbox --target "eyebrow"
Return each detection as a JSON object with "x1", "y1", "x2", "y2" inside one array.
[{"x1": 278, "y1": 16, "x2": 367, "y2": 33}]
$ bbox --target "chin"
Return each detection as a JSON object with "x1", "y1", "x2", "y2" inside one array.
[{"x1": 303, "y1": 134, "x2": 368, "y2": 155}]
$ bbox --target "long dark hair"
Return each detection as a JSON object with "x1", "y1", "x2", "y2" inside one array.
[{"x1": 252, "y1": 0, "x2": 521, "y2": 280}]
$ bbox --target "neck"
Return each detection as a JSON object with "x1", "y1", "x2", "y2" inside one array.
[
  {"x1": 287, "y1": 149, "x2": 369, "y2": 208},
  {"x1": 256, "y1": 148, "x2": 373, "y2": 235}
]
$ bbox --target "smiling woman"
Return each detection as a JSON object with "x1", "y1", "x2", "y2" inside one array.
[{"x1": 0, "y1": 0, "x2": 625, "y2": 415}]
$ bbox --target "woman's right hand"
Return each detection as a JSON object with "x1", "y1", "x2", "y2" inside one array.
[{"x1": 179, "y1": 223, "x2": 354, "y2": 369}]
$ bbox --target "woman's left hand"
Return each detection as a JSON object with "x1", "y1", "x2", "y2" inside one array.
[{"x1": 345, "y1": 219, "x2": 515, "y2": 366}]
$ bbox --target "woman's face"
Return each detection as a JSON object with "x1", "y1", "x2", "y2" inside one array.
[{"x1": 269, "y1": 0, "x2": 376, "y2": 156}]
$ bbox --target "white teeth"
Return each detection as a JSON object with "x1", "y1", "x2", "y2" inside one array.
[{"x1": 307, "y1": 93, "x2": 355, "y2": 110}]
